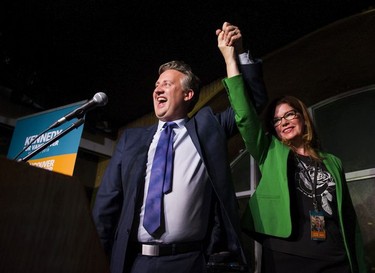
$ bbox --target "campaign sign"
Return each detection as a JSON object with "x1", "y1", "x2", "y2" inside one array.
[{"x1": 7, "y1": 101, "x2": 86, "y2": 176}]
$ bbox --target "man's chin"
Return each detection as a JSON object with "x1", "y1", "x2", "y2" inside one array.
[{"x1": 154, "y1": 112, "x2": 167, "y2": 121}]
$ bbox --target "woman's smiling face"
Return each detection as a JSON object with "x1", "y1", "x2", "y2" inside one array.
[{"x1": 273, "y1": 103, "x2": 304, "y2": 145}]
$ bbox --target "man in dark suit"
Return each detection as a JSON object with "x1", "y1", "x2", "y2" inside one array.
[{"x1": 92, "y1": 22, "x2": 267, "y2": 273}]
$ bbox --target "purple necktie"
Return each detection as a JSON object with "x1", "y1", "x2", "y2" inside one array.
[{"x1": 143, "y1": 122, "x2": 177, "y2": 235}]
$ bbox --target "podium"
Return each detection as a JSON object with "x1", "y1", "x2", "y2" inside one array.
[{"x1": 0, "y1": 157, "x2": 110, "y2": 273}]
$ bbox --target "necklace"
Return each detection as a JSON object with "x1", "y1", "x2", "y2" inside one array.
[
  {"x1": 295, "y1": 154, "x2": 319, "y2": 212},
  {"x1": 295, "y1": 154, "x2": 327, "y2": 241}
]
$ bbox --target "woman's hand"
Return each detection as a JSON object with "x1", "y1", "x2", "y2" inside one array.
[{"x1": 216, "y1": 22, "x2": 240, "y2": 77}]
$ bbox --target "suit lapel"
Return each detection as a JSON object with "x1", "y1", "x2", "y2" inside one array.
[
  {"x1": 127, "y1": 125, "x2": 158, "y2": 197},
  {"x1": 185, "y1": 118, "x2": 204, "y2": 159}
]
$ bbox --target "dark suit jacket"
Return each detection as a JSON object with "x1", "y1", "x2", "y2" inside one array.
[{"x1": 92, "y1": 61, "x2": 267, "y2": 273}]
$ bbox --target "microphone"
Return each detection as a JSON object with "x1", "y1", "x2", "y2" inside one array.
[{"x1": 48, "y1": 92, "x2": 108, "y2": 129}]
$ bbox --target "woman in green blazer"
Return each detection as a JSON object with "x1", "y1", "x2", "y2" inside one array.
[{"x1": 217, "y1": 23, "x2": 366, "y2": 273}]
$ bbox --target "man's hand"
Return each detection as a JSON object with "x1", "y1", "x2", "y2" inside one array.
[
  {"x1": 216, "y1": 22, "x2": 244, "y2": 54},
  {"x1": 216, "y1": 22, "x2": 240, "y2": 78}
]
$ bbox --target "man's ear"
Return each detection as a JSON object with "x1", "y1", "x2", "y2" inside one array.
[{"x1": 184, "y1": 89, "x2": 194, "y2": 101}]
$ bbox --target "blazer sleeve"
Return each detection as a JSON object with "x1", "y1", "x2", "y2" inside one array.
[
  {"x1": 222, "y1": 75, "x2": 270, "y2": 164},
  {"x1": 240, "y1": 60, "x2": 268, "y2": 113},
  {"x1": 92, "y1": 133, "x2": 126, "y2": 256}
]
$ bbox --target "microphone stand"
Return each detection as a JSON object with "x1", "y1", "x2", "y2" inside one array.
[{"x1": 18, "y1": 118, "x2": 85, "y2": 163}]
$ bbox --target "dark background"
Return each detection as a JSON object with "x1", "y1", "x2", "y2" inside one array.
[{"x1": 1, "y1": 0, "x2": 374, "y2": 137}]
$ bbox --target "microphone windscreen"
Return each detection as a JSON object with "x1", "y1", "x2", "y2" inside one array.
[{"x1": 94, "y1": 92, "x2": 108, "y2": 106}]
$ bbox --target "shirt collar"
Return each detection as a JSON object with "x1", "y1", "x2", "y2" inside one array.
[{"x1": 157, "y1": 118, "x2": 187, "y2": 131}]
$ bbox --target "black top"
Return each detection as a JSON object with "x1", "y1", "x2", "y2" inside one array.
[{"x1": 261, "y1": 153, "x2": 347, "y2": 261}]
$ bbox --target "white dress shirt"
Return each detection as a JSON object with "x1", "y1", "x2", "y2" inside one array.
[{"x1": 138, "y1": 118, "x2": 211, "y2": 243}]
